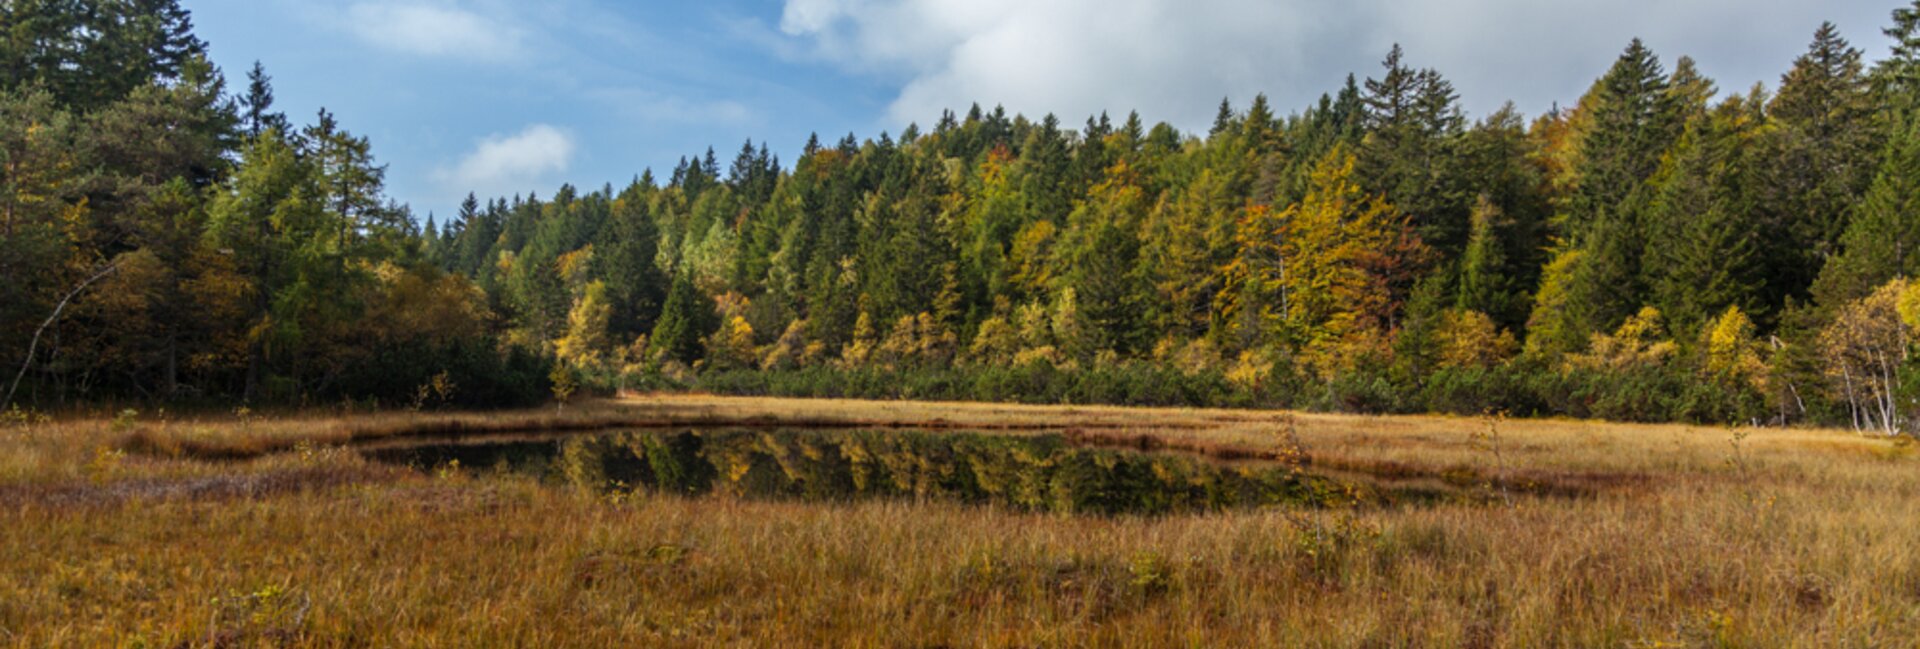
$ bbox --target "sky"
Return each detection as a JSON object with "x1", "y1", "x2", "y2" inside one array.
[{"x1": 182, "y1": 0, "x2": 1900, "y2": 222}]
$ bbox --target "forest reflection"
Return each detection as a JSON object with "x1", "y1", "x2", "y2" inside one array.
[{"x1": 363, "y1": 428, "x2": 1373, "y2": 515}]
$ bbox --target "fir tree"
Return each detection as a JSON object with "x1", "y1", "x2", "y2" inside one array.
[
  {"x1": 1760, "y1": 23, "x2": 1877, "y2": 304},
  {"x1": 651, "y1": 274, "x2": 717, "y2": 364},
  {"x1": 1814, "y1": 117, "x2": 1920, "y2": 306},
  {"x1": 1645, "y1": 108, "x2": 1764, "y2": 333}
]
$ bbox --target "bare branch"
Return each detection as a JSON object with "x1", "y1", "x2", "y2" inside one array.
[{"x1": 4, "y1": 263, "x2": 120, "y2": 409}]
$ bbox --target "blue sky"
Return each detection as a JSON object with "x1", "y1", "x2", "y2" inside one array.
[{"x1": 182, "y1": 0, "x2": 1898, "y2": 221}]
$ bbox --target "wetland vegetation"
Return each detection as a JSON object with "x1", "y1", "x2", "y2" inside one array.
[{"x1": 4, "y1": 395, "x2": 1918, "y2": 646}]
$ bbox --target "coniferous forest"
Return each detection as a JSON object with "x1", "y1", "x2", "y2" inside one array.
[{"x1": 11, "y1": 1, "x2": 1920, "y2": 432}]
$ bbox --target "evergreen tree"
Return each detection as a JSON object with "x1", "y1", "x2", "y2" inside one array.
[
  {"x1": 1644, "y1": 102, "x2": 1765, "y2": 333},
  {"x1": 598, "y1": 180, "x2": 668, "y2": 341},
  {"x1": 1056, "y1": 164, "x2": 1148, "y2": 354},
  {"x1": 1879, "y1": 1, "x2": 1920, "y2": 101},
  {"x1": 1814, "y1": 117, "x2": 1920, "y2": 306},
  {"x1": 1360, "y1": 45, "x2": 1467, "y2": 257},
  {"x1": 1562, "y1": 39, "x2": 1673, "y2": 241},
  {"x1": 240, "y1": 61, "x2": 289, "y2": 140},
  {"x1": 1760, "y1": 23, "x2": 1876, "y2": 303},
  {"x1": 1455, "y1": 196, "x2": 1525, "y2": 327},
  {"x1": 1211, "y1": 97, "x2": 1236, "y2": 137},
  {"x1": 651, "y1": 274, "x2": 717, "y2": 364},
  {"x1": 1553, "y1": 39, "x2": 1677, "y2": 342}
]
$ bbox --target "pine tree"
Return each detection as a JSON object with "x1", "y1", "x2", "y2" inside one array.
[
  {"x1": 1761, "y1": 23, "x2": 1876, "y2": 304},
  {"x1": 1644, "y1": 108, "x2": 1764, "y2": 333},
  {"x1": 1455, "y1": 196, "x2": 1524, "y2": 326},
  {"x1": 1665, "y1": 56, "x2": 1717, "y2": 124},
  {"x1": 1141, "y1": 169, "x2": 1236, "y2": 339},
  {"x1": 1363, "y1": 45, "x2": 1420, "y2": 132},
  {"x1": 598, "y1": 180, "x2": 668, "y2": 340},
  {"x1": 302, "y1": 109, "x2": 391, "y2": 237},
  {"x1": 240, "y1": 61, "x2": 289, "y2": 139},
  {"x1": 1211, "y1": 97, "x2": 1236, "y2": 137},
  {"x1": 1360, "y1": 45, "x2": 1466, "y2": 258},
  {"x1": 651, "y1": 274, "x2": 717, "y2": 364},
  {"x1": 1880, "y1": 1, "x2": 1920, "y2": 100},
  {"x1": 1450, "y1": 105, "x2": 1550, "y2": 326},
  {"x1": 1056, "y1": 163, "x2": 1148, "y2": 354},
  {"x1": 1814, "y1": 117, "x2": 1920, "y2": 306},
  {"x1": 1551, "y1": 40, "x2": 1678, "y2": 342},
  {"x1": 1, "y1": 0, "x2": 208, "y2": 109},
  {"x1": 1562, "y1": 39, "x2": 1673, "y2": 242}
]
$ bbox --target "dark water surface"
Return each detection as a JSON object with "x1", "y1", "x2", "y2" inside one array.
[{"x1": 361, "y1": 428, "x2": 1376, "y2": 515}]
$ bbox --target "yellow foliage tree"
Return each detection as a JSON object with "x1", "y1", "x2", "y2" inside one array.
[
  {"x1": 1701, "y1": 305, "x2": 1766, "y2": 391},
  {"x1": 1523, "y1": 248, "x2": 1584, "y2": 358},
  {"x1": 1566, "y1": 306, "x2": 1676, "y2": 372},
  {"x1": 1819, "y1": 279, "x2": 1911, "y2": 435},
  {"x1": 555, "y1": 245, "x2": 595, "y2": 291},
  {"x1": 876, "y1": 313, "x2": 958, "y2": 368},
  {"x1": 1219, "y1": 146, "x2": 1422, "y2": 378},
  {"x1": 555, "y1": 281, "x2": 611, "y2": 372},
  {"x1": 1225, "y1": 349, "x2": 1277, "y2": 394},
  {"x1": 840, "y1": 311, "x2": 877, "y2": 367},
  {"x1": 760, "y1": 319, "x2": 809, "y2": 371},
  {"x1": 704, "y1": 315, "x2": 757, "y2": 371},
  {"x1": 1434, "y1": 310, "x2": 1518, "y2": 370},
  {"x1": 367, "y1": 262, "x2": 488, "y2": 347},
  {"x1": 1006, "y1": 220, "x2": 1057, "y2": 301},
  {"x1": 967, "y1": 316, "x2": 1019, "y2": 366}
]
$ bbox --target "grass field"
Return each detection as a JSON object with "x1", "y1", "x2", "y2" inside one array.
[{"x1": 4, "y1": 394, "x2": 1919, "y2": 647}]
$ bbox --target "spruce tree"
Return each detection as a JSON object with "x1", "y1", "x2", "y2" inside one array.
[
  {"x1": 651, "y1": 274, "x2": 717, "y2": 364},
  {"x1": 1814, "y1": 117, "x2": 1920, "y2": 306},
  {"x1": 1555, "y1": 39, "x2": 1676, "y2": 340},
  {"x1": 599, "y1": 180, "x2": 668, "y2": 340},
  {"x1": 1880, "y1": 1, "x2": 1920, "y2": 100},
  {"x1": 1644, "y1": 108, "x2": 1764, "y2": 333},
  {"x1": 1760, "y1": 23, "x2": 1876, "y2": 304},
  {"x1": 1455, "y1": 196, "x2": 1523, "y2": 326},
  {"x1": 240, "y1": 61, "x2": 289, "y2": 139},
  {"x1": 1360, "y1": 45, "x2": 1466, "y2": 258},
  {"x1": 1211, "y1": 97, "x2": 1235, "y2": 137}
]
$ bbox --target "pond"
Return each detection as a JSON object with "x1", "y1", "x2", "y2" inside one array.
[{"x1": 361, "y1": 428, "x2": 1383, "y2": 515}]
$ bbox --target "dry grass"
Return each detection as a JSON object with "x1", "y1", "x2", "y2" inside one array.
[{"x1": 3, "y1": 394, "x2": 1919, "y2": 646}]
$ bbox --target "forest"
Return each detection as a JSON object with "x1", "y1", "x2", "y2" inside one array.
[{"x1": 7, "y1": 1, "x2": 1920, "y2": 432}]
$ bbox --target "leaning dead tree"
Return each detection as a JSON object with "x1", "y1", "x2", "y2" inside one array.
[{"x1": 4, "y1": 263, "x2": 119, "y2": 410}]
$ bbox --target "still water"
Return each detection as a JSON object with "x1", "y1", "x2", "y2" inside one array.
[{"x1": 363, "y1": 428, "x2": 1377, "y2": 515}]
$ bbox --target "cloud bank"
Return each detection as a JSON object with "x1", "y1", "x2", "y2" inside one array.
[
  {"x1": 776, "y1": 0, "x2": 1893, "y2": 130},
  {"x1": 439, "y1": 124, "x2": 576, "y2": 195}
]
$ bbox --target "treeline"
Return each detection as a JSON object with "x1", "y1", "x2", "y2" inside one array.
[
  {"x1": 2, "y1": 0, "x2": 546, "y2": 408},
  {"x1": 7, "y1": 2, "x2": 1920, "y2": 432}
]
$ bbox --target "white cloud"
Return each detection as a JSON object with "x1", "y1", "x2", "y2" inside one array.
[
  {"x1": 775, "y1": 0, "x2": 1894, "y2": 130},
  {"x1": 438, "y1": 124, "x2": 576, "y2": 194},
  {"x1": 344, "y1": 2, "x2": 523, "y2": 60}
]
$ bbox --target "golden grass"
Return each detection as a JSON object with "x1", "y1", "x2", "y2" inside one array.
[{"x1": 3, "y1": 394, "x2": 1919, "y2": 646}]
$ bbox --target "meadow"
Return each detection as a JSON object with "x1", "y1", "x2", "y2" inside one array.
[{"x1": 3, "y1": 394, "x2": 1919, "y2": 647}]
